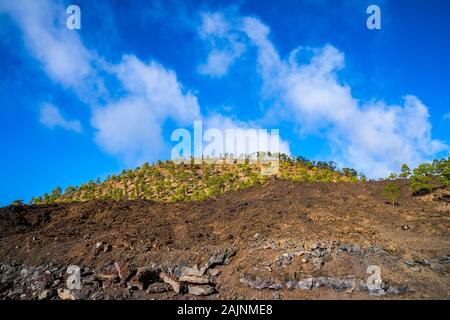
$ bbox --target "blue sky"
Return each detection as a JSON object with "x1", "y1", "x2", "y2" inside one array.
[{"x1": 0, "y1": 0, "x2": 449, "y2": 205}]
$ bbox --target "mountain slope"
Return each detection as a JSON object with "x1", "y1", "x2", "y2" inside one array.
[
  {"x1": 1, "y1": 179, "x2": 449, "y2": 299},
  {"x1": 30, "y1": 156, "x2": 359, "y2": 204}
]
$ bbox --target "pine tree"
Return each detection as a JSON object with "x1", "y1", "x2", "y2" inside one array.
[
  {"x1": 383, "y1": 182, "x2": 400, "y2": 208},
  {"x1": 399, "y1": 164, "x2": 411, "y2": 179}
]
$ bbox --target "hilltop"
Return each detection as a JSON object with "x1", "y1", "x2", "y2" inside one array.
[
  {"x1": 28, "y1": 155, "x2": 360, "y2": 205},
  {"x1": 24, "y1": 155, "x2": 449, "y2": 206}
]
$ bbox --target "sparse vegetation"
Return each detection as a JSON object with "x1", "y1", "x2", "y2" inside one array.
[
  {"x1": 409, "y1": 163, "x2": 434, "y2": 194},
  {"x1": 28, "y1": 155, "x2": 450, "y2": 206},
  {"x1": 11, "y1": 200, "x2": 24, "y2": 206},
  {"x1": 408, "y1": 157, "x2": 450, "y2": 194},
  {"x1": 382, "y1": 157, "x2": 450, "y2": 196},
  {"x1": 29, "y1": 153, "x2": 360, "y2": 205}
]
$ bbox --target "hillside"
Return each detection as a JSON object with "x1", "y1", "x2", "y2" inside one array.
[
  {"x1": 0, "y1": 179, "x2": 449, "y2": 300},
  {"x1": 1, "y1": 156, "x2": 449, "y2": 300},
  {"x1": 29, "y1": 156, "x2": 360, "y2": 205}
]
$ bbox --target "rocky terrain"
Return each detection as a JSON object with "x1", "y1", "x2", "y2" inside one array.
[{"x1": 0, "y1": 179, "x2": 449, "y2": 300}]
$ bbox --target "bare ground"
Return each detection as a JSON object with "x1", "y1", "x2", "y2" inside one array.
[{"x1": 0, "y1": 179, "x2": 449, "y2": 300}]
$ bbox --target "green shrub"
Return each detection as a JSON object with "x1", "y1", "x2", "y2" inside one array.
[
  {"x1": 409, "y1": 163, "x2": 434, "y2": 194},
  {"x1": 383, "y1": 182, "x2": 400, "y2": 208},
  {"x1": 399, "y1": 164, "x2": 411, "y2": 179},
  {"x1": 433, "y1": 157, "x2": 450, "y2": 187},
  {"x1": 11, "y1": 199, "x2": 24, "y2": 206}
]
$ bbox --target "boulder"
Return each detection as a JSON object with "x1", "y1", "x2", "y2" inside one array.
[
  {"x1": 136, "y1": 266, "x2": 160, "y2": 284},
  {"x1": 127, "y1": 276, "x2": 144, "y2": 291},
  {"x1": 312, "y1": 257, "x2": 324, "y2": 270},
  {"x1": 386, "y1": 286, "x2": 400, "y2": 295},
  {"x1": 97, "y1": 271, "x2": 118, "y2": 282},
  {"x1": 146, "y1": 282, "x2": 172, "y2": 294},
  {"x1": 178, "y1": 264, "x2": 204, "y2": 277},
  {"x1": 159, "y1": 272, "x2": 187, "y2": 294},
  {"x1": 188, "y1": 285, "x2": 215, "y2": 296},
  {"x1": 114, "y1": 262, "x2": 136, "y2": 284},
  {"x1": 93, "y1": 241, "x2": 112, "y2": 255},
  {"x1": 202, "y1": 247, "x2": 236, "y2": 272},
  {"x1": 286, "y1": 278, "x2": 313, "y2": 290},
  {"x1": 207, "y1": 268, "x2": 221, "y2": 278},
  {"x1": 37, "y1": 289, "x2": 53, "y2": 300},
  {"x1": 315, "y1": 277, "x2": 356, "y2": 292},
  {"x1": 240, "y1": 275, "x2": 283, "y2": 290},
  {"x1": 57, "y1": 288, "x2": 85, "y2": 300},
  {"x1": 179, "y1": 275, "x2": 210, "y2": 284}
]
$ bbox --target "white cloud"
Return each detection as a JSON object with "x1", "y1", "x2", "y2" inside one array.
[
  {"x1": 333, "y1": 96, "x2": 446, "y2": 177},
  {"x1": 9, "y1": 1, "x2": 444, "y2": 177},
  {"x1": 198, "y1": 49, "x2": 242, "y2": 77},
  {"x1": 112, "y1": 55, "x2": 200, "y2": 124},
  {"x1": 199, "y1": 12, "x2": 230, "y2": 37},
  {"x1": 240, "y1": 17, "x2": 281, "y2": 79},
  {"x1": 92, "y1": 55, "x2": 201, "y2": 165},
  {"x1": 271, "y1": 45, "x2": 446, "y2": 177},
  {"x1": 91, "y1": 98, "x2": 165, "y2": 165},
  {"x1": 3, "y1": 1, "x2": 202, "y2": 165},
  {"x1": 198, "y1": 10, "x2": 448, "y2": 177},
  {"x1": 0, "y1": 0, "x2": 94, "y2": 90},
  {"x1": 39, "y1": 103, "x2": 82, "y2": 133},
  {"x1": 197, "y1": 11, "x2": 246, "y2": 77}
]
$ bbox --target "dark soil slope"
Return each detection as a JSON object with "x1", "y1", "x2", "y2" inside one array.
[{"x1": 0, "y1": 179, "x2": 449, "y2": 299}]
